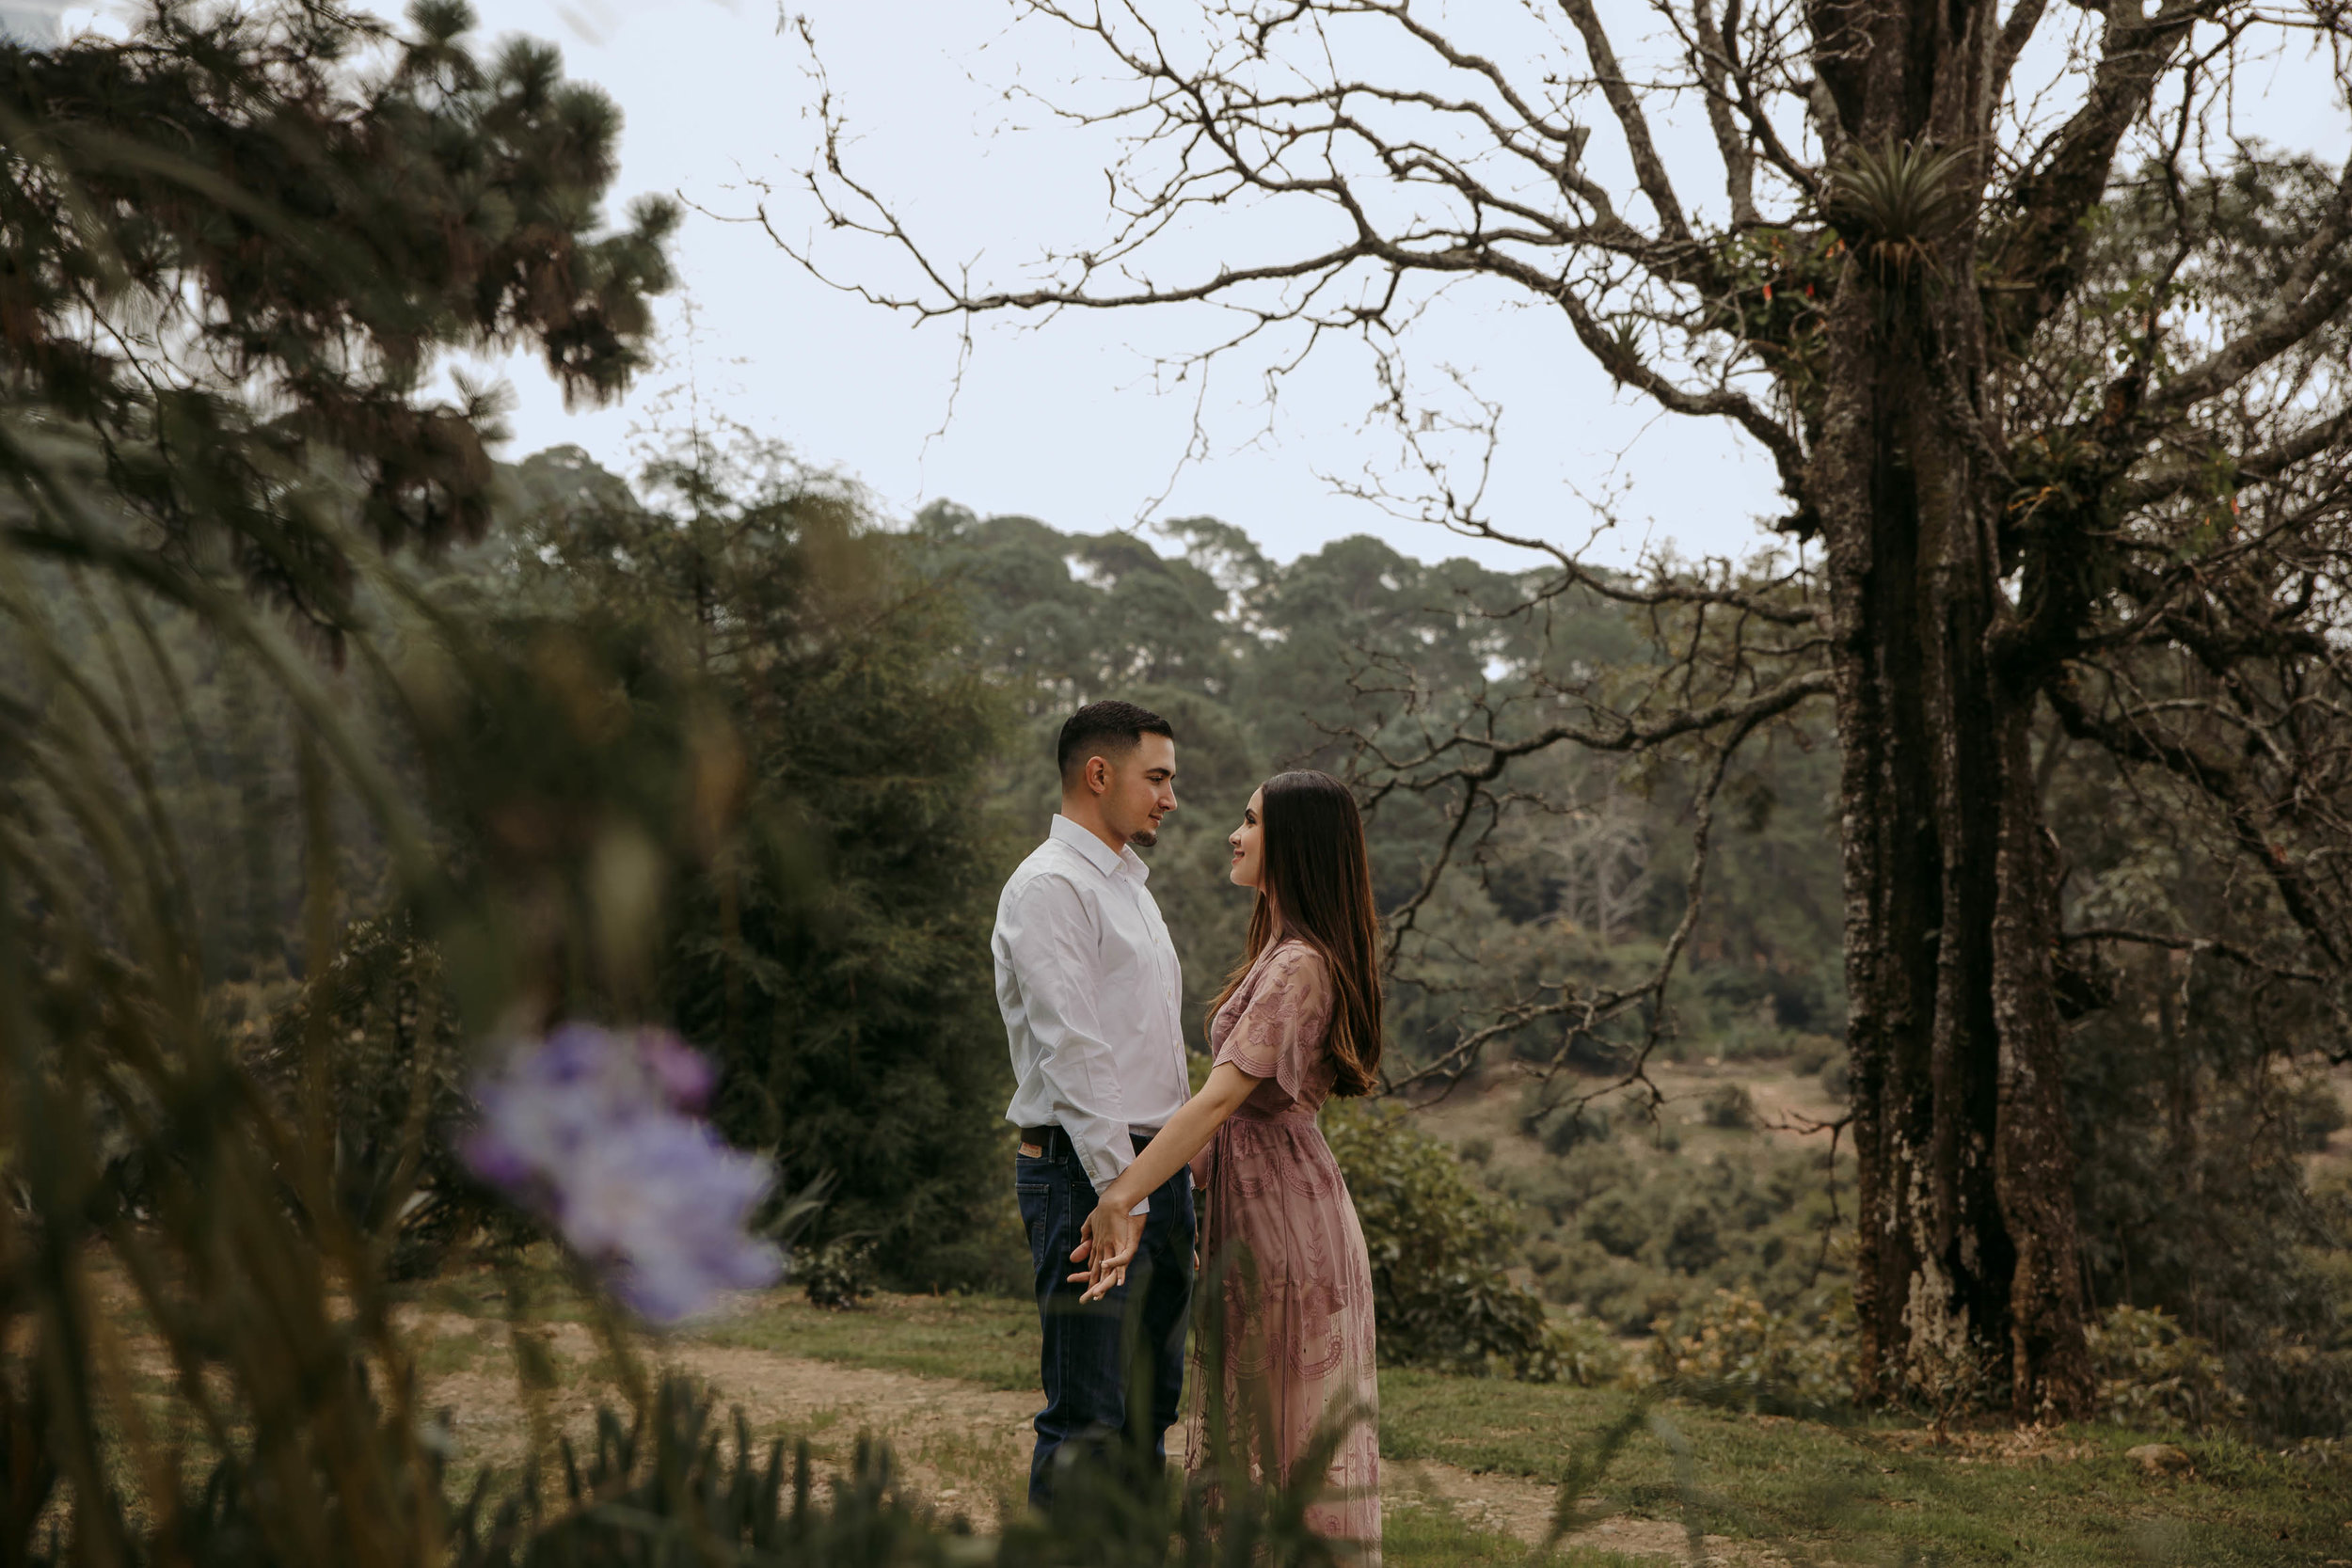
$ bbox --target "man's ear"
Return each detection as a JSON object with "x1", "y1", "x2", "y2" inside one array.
[{"x1": 1084, "y1": 754, "x2": 1111, "y2": 797}]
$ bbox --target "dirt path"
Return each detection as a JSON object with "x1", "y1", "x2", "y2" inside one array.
[{"x1": 409, "y1": 1314, "x2": 1761, "y2": 1558}]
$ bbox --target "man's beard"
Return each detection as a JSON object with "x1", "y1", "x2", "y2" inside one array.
[{"x1": 1128, "y1": 828, "x2": 1158, "y2": 848}]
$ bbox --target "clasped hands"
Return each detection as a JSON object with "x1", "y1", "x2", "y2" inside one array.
[
  {"x1": 1060, "y1": 1063, "x2": 1254, "y2": 1303},
  {"x1": 1068, "y1": 1192, "x2": 1147, "y2": 1304}
]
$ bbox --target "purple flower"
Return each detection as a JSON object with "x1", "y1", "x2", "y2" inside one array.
[
  {"x1": 635, "y1": 1027, "x2": 718, "y2": 1112},
  {"x1": 460, "y1": 1024, "x2": 784, "y2": 1323}
]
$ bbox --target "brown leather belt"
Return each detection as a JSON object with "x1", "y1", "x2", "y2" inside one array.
[{"x1": 1019, "y1": 1125, "x2": 1157, "y2": 1160}]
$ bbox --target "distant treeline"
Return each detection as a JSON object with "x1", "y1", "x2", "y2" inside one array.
[{"x1": 905, "y1": 494, "x2": 1848, "y2": 1071}]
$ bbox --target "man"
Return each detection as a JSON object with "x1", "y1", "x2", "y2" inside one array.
[{"x1": 994, "y1": 699, "x2": 1193, "y2": 1512}]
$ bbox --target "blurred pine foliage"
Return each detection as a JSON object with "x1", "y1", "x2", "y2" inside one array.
[{"x1": 0, "y1": 5, "x2": 680, "y2": 1560}]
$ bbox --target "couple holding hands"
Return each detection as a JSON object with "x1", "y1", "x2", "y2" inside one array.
[{"x1": 993, "y1": 701, "x2": 1383, "y2": 1558}]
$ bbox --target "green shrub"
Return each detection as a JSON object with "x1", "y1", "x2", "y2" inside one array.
[
  {"x1": 1661, "y1": 1202, "x2": 1726, "y2": 1274},
  {"x1": 257, "y1": 917, "x2": 504, "y2": 1279},
  {"x1": 2066, "y1": 959, "x2": 2352, "y2": 1438},
  {"x1": 1516, "y1": 1085, "x2": 1617, "y2": 1154},
  {"x1": 1645, "y1": 1289, "x2": 1853, "y2": 1411},
  {"x1": 1579, "y1": 1191, "x2": 1654, "y2": 1259},
  {"x1": 2233, "y1": 1329, "x2": 2352, "y2": 1440},
  {"x1": 1788, "y1": 1034, "x2": 1840, "y2": 1076},
  {"x1": 1322, "y1": 1099, "x2": 1553, "y2": 1378},
  {"x1": 2087, "y1": 1306, "x2": 2246, "y2": 1432},
  {"x1": 1700, "y1": 1084, "x2": 1756, "y2": 1131},
  {"x1": 1541, "y1": 1105, "x2": 1613, "y2": 1154},
  {"x1": 801, "y1": 1239, "x2": 880, "y2": 1310},
  {"x1": 1536, "y1": 1310, "x2": 1632, "y2": 1389},
  {"x1": 1506, "y1": 1136, "x2": 1849, "y2": 1337},
  {"x1": 1715, "y1": 1022, "x2": 1797, "y2": 1061}
]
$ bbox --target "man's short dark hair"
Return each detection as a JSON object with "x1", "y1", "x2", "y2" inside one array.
[{"x1": 1057, "y1": 700, "x2": 1175, "y2": 784}]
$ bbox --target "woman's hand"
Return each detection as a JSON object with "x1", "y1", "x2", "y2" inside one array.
[{"x1": 1069, "y1": 1196, "x2": 1146, "y2": 1302}]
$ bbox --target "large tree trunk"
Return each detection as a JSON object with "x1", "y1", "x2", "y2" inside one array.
[
  {"x1": 1992, "y1": 695, "x2": 2098, "y2": 1418},
  {"x1": 1821, "y1": 311, "x2": 2017, "y2": 1411},
  {"x1": 1808, "y1": 0, "x2": 2097, "y2": 1419}
]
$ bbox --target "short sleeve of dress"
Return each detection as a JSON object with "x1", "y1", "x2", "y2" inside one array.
[{"x1": 1211, "y1": 942, "x2": 1333, "y2": 1103}]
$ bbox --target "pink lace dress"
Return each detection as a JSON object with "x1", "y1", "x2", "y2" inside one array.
[{"x1": 1185, "y1": 939, "x2": 1380, "y2": 1559}]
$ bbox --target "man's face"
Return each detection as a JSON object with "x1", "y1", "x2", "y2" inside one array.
[{"x1": 1102, "y1": 734, "x2": 1178, "y2": 848}]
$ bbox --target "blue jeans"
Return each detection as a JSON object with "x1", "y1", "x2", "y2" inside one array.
[{"x1": 1015, "y1": 1138, "x2": 1196, "y2": 1512}]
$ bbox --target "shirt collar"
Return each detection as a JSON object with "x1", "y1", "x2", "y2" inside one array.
[{"x1": 1050, "y1": 813, "x2": 1151, "y2": 883}]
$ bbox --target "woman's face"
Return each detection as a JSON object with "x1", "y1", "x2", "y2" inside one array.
[{"x1": 1228, "y1": 786, "x2": 1266, "y2": 891}]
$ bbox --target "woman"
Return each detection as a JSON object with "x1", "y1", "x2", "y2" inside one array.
[{"x1": 1073, "y1": 768, "x2": 1382, "y2": 1558}]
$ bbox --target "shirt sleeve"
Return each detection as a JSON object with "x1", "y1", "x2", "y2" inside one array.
[
  {"x1": 1000, "y1": 874, "x2": 1146, "y2": 1210},
  {"x1": 1211, "y1": 942, "x2": 1333, "y2": 1103}
]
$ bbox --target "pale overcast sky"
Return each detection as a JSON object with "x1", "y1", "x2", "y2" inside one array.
[
  {"x1": 459, "y1": 0, "x2": 1787, "y2": 569},
  {"x1": 37, "y1": 1, "x2": 2352, "y2": 568}
]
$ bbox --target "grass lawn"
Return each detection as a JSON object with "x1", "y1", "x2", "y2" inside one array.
[
  {"x1": 1381, "y1": 1370, "x2": 2352, "y2": 1565},
  {"x1": 692, "y1": 1289, "x2": 1042, "y2": 1390},
  {"x1": 714, "y1": 1291, "x2": 2352, "y2": 1565},
  {"x1": 687, "y1": 1297, "x2": 2352, "y2": 1568},
  {"x1": 421, "y1": 1275, "x2": 2351, "y2": 1564}
]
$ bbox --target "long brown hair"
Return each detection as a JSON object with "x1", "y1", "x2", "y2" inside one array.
[{"x1": 1209, "y1": 769, "x2": 1384, "y2": 1095}]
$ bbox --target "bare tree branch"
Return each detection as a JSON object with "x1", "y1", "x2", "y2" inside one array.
[
  {"x1": 2060, "y1": 926, "x2": 2332, "y2": 989},
  {"x1": 1554, "y1": 0, "x2": 1695, "y2": 245},
  {"x1": 2048, "y1": 673, "x2": 2348, "y2": 967},
  {"x1": 1692, "y1": 0, "x2": 1764, "y2": 227},
  {"x1": 2149, "y1": 148, "x2": 2352, "y2": 410},
  {"x1": 1993, "y1": 0, "x2": 2229, "y2": 341}
]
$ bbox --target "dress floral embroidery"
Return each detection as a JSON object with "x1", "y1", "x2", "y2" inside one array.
[{"x1": 1186, "y1": 938, "x2": 1380, "y2": 1560}]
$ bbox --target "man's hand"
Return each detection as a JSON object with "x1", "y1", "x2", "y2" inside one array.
[{"x1": 1069, "y1": 1200, "x2": 1145, "y2": 1302}]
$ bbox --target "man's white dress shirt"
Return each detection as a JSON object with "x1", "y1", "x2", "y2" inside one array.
[{"x1": 995, "y1": 815, "x2": 1190, "y2": 1201}]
